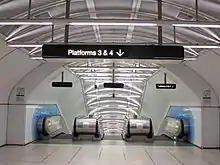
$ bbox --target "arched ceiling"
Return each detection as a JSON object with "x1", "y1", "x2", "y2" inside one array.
[
  {"x1": 1, "y1": 0, "x2": 220, "y2": 134},
  {"x1": 68, "y1": 60, "x2": 159, "y2": 133}
]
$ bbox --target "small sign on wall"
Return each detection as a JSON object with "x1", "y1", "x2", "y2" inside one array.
[
  {"x1": 16, "y1": 87, "x2": 25, "y2": 101},
  {"x1": 203, "y1": 89, "x2": 211, "y2": 105}
]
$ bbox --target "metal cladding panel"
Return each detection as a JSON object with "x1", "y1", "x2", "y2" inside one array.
[{"x1": 42, "y1": 44, "x2": 184, "y2": 60}]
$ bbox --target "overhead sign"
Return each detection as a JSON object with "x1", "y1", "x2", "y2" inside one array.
[
  {"x1": 156, "y1": 84, "x2": 176, "y2": 89},
  {"x1": 104, "y1": 83, "x2": 124, "y2": 88},
  {"x1": 52, "y1": 82, "x2": 73, "y2": 87},
  {"x1": 42, "y1": 44, "x2": 184, "y2": 60}
]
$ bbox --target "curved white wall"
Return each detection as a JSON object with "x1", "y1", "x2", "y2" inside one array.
[
  {"x1": 0, "y1": 34, "x2": 219, "y2": 148},
  {"x1": 141, "y1": 62, "x2": 220, "y2": 148},
  {"x1": 187, "y1": 49, "x2": 220, "y2": 102},
  {"x1": 26, "y1": 67, "x2": 87, "y2": 131},
  {"x1": 141, "y1": 78, "x2": 170, "y2": 134},
  {"x1": 141, "y1": 65, "x2": 201, "y2": 134},
  {"x1": 7, "y1": 63, "x2": 87, "y2": 144},
  {"x1": 186, "y1": 49, "x2": 220, "y2": 148},
  {"x1": 0, "y1": 38, "x2": 41, "y2": 146},
  {"x1": 0, "y1": 37, "x2": 87, "y2": 145}
]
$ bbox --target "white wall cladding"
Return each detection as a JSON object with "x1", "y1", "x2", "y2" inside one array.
[
  {"x1": 9, "y1": 62, "x2": 65, "y2": 104},
  {"x1": 7, "y1": 64, "x2": 87, "y2": 144},
  {"x1": 7, "y1": 62, "x2": 64, "y2": 145},
  {"x1": 141, "y1": 79, "x2": 170, "y2": 134},
  {"x1": 0, "y1": 105, "x2": 7, "y2": 146},
  {"x1": 26, "y1": 67, "x2": 87, "y2": 132},
  {"x1": 141, "y1": 65, "x2": 202, "y2": 134},
  {"x1": 186, "y1": 50, "x2": 220, "y2": 148},
  {"x1": 141, "y1": 62, "x2": 220, "y2": 147},
  {"x1": 0, "y1": 40, "x2": 41, "y2": 103},
  {"x1": 0, "y1": 39, "x2": 41, "y2": 146},
  {"x1": 163, "y1": 63, "x2": 219, "y2": 106},
  {"x1": 187, "y1": 50, "x2": 220, "y2": 103}
]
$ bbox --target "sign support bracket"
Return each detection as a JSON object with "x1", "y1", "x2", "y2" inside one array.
[{"x1": 164, "y1": 73, "x2": 167, "y2": 84}]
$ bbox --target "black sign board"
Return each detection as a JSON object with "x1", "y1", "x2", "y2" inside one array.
[
  {"x1": 156, "y1": 84, "x2": 176, "y2": 89},
  {"x1": 104, "y1": 83, "x2": 124, "y2": 88},
  {"x1": 42, "y1": 44, "x2": 184, "y2": 60},
  {"x1": 52, "y1": 82, "x2": 73, "y2": 87}
]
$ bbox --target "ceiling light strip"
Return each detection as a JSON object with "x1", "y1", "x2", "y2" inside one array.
[
  {"x1": 9, "y1": 44, "x2": 43, "y2": 48},
  {"x1": 86, "y1": 94, "x2": 141, "y2": 98},
  {"x1": 183, "y1": 45, "x2": 220, "y2": 49},
  {"x1": 7, "y1": 43, "x2": 220, "y2": 49},
  {"x1": 84, "y1": 80, "x2": 144, "y2": 83},
  {"x1": 30, "y1": 56, "x2": 43, "y2": 60},
  {"x1": 69, "y1": 22, "x2": 157, "y2": 26},
  {"x1": 0, "y1": 22, "x2": 52, "y2": 26},
  {"x1": 1, "y1": 19, "x2": 220, "y2": 28},
  {"x1": 81, "y1": 76, "x2": 147, "y2": 80},
  {"x1": 76, "y1": 72, "x2": 152, "y2": 76},
  {"x1": 70, "y1": 67, "x2": 158, "y2": 71},
  {"x1": 172, "y1": 24, "x2": 220, "y2": 28}
]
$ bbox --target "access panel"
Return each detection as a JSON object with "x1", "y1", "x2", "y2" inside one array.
[{"x1": 42, "y1": 44, "x2": 184, "y2": 60}]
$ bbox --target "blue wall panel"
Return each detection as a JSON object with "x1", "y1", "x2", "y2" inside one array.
[
  {"x1": 166, "y1": 106, "x2": 195, "y2": 143},
  {"x1": 32, "y1": 104, "x2": 60, "y2": 139}
]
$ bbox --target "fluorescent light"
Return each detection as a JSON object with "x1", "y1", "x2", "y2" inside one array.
[
  {"x1": 183, "y1": 57, "x2": 197, "y2": 61},
  {"x1": 183, "y1": 45, "x2": 220, "y2": 49},
  {"x1": 81, "y1": 77, "x2": 111, "y2": 79},
  {"x1": 117, "y1": 68, "x2": 158, "y2": 71},
  {"x1": 69, "y1": 22, "x2": 157, "y2": 26},
  {"x1": 101, "y1": 119, "x2": 125, "y2": 123},
  {"x1": 86, "y1": 94, "x2": 141, "y2": 98},
  {"x1": 0, "y1": 22, "x2": 52, "y2": 26},
  {"x1": 30, "y1": 56, "x2": 43, "y2": 60},
  {"x1": 70, "y1": 67, "x2": 110, "y2": 70},
  {"x1": 115, "y1": 73, "x2": 152, "y2": 76},
  {"x1": 84, "y1": 80, "x2": 143, "y2": 83},
  {"x1": 70, "y1": 67, "x2": 158, "y2": 71},
  {"x1": 89, "y1": 107, "x2": 139, "y2": 116},
  {"x1": 81, "y1": 76, "x2": 147, "y2": 80},
  {"x1": 118, "y1": 95, "x2": 141, "y2": 98},
  {"x1": 77, "y1": 73, "x2": 112, "y2": 76},
  {"x1": 77, "y1": 72, "x2": 152, "y2": 76},
  {"x1": 88, "y1": 100, "x2": 138, "y2": 107},
  {"x1": 116, "y1": 80, "x2": 143, "y2": 83},
  {"x1": 8, "y1": 44, "x2": 43, "y2": 48},
  {"x1": 173, "y1": 24, "x2": 220, "y2": 28},
  {"x1": 87, "y1": 88, "x2": 141, "y2": 95}
]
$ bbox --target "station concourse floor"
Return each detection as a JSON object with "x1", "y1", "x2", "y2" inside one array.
[{"x1": 0, "y1": 140, "x2": 220, "y2": 165}]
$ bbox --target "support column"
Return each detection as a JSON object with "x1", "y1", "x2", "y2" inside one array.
[
  {"x1": 158, "y1": 0, "x2": 162, "y2": 45},
  {"x1": 64, "y1": 0, "x2": 70, "y2": 43},
  {"x1": 28, "y1": 0, "x2": 32, "y2": 19},
  {"x1": 195, "y1": 0, "x2": 198, "y2": 21}
]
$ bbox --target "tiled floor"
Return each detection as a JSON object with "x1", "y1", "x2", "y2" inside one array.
[{"x1": 0, "y1": 141, "x2": 219, "y2": 165}]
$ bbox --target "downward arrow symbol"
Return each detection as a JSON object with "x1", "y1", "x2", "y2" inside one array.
[{"x1": 116, "y1": 49, "x2": 124, "y2": 57}]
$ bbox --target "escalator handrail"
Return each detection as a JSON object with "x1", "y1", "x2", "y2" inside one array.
[
  {"x1": 73, "y1": 117, "x2": 79, "y2": 137},
  {"x1": 42, "y1": 117, "x2": 49, "y2": 136},
  {"x1": 178, "y1": 119, "x2": 185, "y2": 138}
]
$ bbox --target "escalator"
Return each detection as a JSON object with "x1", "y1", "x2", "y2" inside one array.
[{"x1": 37, "y1": 115, "x2": 69, "y2": 140}]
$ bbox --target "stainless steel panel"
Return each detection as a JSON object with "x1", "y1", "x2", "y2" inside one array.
[{"x1": 129, "y1": 118, "x2": 151, "y2": 135}]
